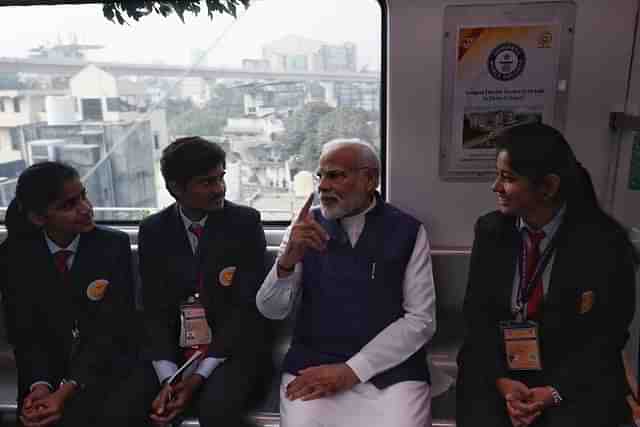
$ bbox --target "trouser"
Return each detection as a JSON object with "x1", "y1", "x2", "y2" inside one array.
[
  {"x1": 100, "y1": 354, "x2": 273, "y2": 427},
  {"x1": 280, "y1": 373, "x2": 432, "y2": 427}
]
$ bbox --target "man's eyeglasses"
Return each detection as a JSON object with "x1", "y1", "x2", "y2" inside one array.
[{"x1": 315, "y1": 167, "x2": 370, "y2": 183}]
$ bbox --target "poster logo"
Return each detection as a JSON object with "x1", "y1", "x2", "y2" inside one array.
[
  {"x1": 538, "y1": 31, "x2": 553, "y2": 48},
  {"x1": 487, "y1": 42, "x2": 526, "y2": 81}
]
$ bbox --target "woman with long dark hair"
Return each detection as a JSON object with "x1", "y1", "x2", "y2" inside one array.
[
  {"x1": 3, "y1": 161, "x2": 136, "y2": 427},
  {"x1": 456, "y1": 123, "x2": 636, "y2": 427}
]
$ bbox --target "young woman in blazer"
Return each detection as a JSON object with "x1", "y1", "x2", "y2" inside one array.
[
  {"x1": 456, "y1": 123, "x2": 637, "y2": 427},
  {"x1": 3, "y1": 162, "x2": 136, "y2": 427}
]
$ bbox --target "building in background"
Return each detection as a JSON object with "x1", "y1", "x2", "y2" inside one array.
[
  {"x1": 178, "y1": 77, "x2": 212, "y2": 107},
  {"x1": 223, "y1": 113, "x2": 288, "y2": 202},
  {"x1": 242, "y1": 59, "x2": 271, "y2": 72},
  {"x1": 261, "y1": 35, "x2": 357, "y2": 73},
  {"x1": 0, "y1": 64, "x2": 170, "y2": 211},
  {"x1": 333, "y1": 81, "x2": 380, "y2": 112},
  {"x1": 0, "y1": 88, "x2": 68, "y2": 160},
  {"x1": 242, "y1": 36, "x2": 378, "y2": 111},
  {"x1": 28, "y1": 37, "x2": 103, "y2": 61}
]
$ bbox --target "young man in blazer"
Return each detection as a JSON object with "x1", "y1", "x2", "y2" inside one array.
[{"x1": 108, "y1": 137, "x2": 272, "y2": 427}]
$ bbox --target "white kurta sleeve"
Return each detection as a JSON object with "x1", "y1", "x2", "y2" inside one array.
[{"x1": 256, "y1": 226, "x2": 304, "y2": 320}]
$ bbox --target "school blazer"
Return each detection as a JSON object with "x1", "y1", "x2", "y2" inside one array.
[
  {"x1": 139, "y1": 202, "x2": 270, "y2": 363},
  {"x1": 0, "y1": 239, "x2": 13, "y2": 346},
  {"x1": 8, "y1": 227, "x2": 135, "y2": 398},
  {"x1": 457, "y1": 209, "x2": 635, "y2": 405}
]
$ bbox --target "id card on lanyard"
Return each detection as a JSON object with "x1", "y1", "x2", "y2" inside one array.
[
  {"x1": 179, "y1": 228, "x2": 212, "y2": 348},
  {"x1": 500, "y1": 320, "x2": 542, "y2": 371},
  {"x1": 501, "y1": 234, "x2": 556, "y2": 371},
  {"x1": 179, "y1": 294, "x2": 212, "y2": 348}
]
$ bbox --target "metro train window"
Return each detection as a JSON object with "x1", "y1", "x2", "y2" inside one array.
[{"x1": 0, "y1": 0, "x2": 383, "y2": 222}]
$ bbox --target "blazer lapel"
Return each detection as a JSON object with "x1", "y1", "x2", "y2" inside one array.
[
  {"x1": 34, "y1": 232, "x2": 76, "y2": 330},
  {"x1": 172, "y1": 204, "x2": 197, "y2": 258},
  {"x1": 30, "y1": 235, "x2": 68, "y2": 304},
  {"x1": 34, "y1": 235, "x2": 62, "y2": 283},
  {"x1": 495, "y1": 216, "x2": 522, "y2": 315},
  {"x1": 542, "y1": 217, "x2": 573, "y2": 313},
  {"x1": 198, "y1": 204, "x2": 227, "y2": 265},
  {"x1": 68, "y1": 229, "x2": 97, "y2": 304}
]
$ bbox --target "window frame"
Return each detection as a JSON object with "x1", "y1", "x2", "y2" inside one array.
[{"x1": 0, "y1": 0, "x2": 387, "y2": 227}]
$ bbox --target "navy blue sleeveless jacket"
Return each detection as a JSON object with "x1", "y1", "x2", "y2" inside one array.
[{"x1": 283, "y1": 195, "x2": 430, "y2": 389}]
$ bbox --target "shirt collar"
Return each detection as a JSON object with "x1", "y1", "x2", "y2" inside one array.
[
  {"x1": 340, "y1": 195, "x2": 377, "y2": 229},
  {"x1": 44, "y1": 231, "x2": 81, "y2": 255},
  {"x1": 178, "y1": 205, "x2": 208, "y2": 231},
  {"x1": 518, "y1": 204, "x2": 567, "y2": 239}
]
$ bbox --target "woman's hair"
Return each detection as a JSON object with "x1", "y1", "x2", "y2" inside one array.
[
  {"x1": 495, "y1": 123, "x2": 583, "y2": 206},
  {"x1": 6, "y1": 162, "x2": 79, "y2": 238},
  {"x1": 496, "y1": 123, "x2": 638, "y2": 265}
]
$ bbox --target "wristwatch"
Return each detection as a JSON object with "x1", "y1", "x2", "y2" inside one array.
[
  {"x1": 277, "y1": 261, "x2": 295, "y2": 272},
  {"x1": 59, "y1": 378, "x2": 80, "y2": 390},
  {"x1": 549, "y1": 386, "x2": 563, "y2": 406}
]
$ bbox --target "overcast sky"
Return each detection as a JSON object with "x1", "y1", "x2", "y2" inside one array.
[{"x1": 0, "y1": 0, "x2": 381, "y2": 70}]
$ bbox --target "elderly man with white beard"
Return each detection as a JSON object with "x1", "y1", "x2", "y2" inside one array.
[{"x1": 256, "y1": 139, "x2": 437, "y2": 427}]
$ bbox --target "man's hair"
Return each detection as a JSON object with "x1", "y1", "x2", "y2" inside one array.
[
  {"x1": 321, "y1": 138, "x2": 380, "y2": 171},
  {"x1": 160, "y1": 137, "x2": 226, "y2": 188}
]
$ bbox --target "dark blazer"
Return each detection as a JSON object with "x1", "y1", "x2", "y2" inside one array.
[
  {"x1": 456, "y1": 209, "x2": 635, "y2": 426},
  {"x1": 139, "y1": 201, "x2": 270, "y2": 363},
  {"x1": 8, "y1": 226, "x2": 135, "y2": 398},
  {"x1": 0, "y1": 238, "x2": 14, "y2": 345}
]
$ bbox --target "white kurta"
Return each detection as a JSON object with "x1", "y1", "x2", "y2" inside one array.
[{"x1": 257, "y1": 200, "x2": 436, "y2": 427}]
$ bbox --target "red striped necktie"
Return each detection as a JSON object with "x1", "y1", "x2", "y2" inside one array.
[
  {"x1": 188, "y1": 223, "x2": 204, "y2": 241},
  {"x1": 54, "y1": 250, "x2": 73, "y2": 276},
  {"x1": 188, "y1": 223, "x2": 205, "y2": 291},
  {"x1": 525, "y1": 229, "x2": 546, "y2": 319}
]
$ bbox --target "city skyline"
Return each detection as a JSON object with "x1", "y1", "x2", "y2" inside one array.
[{"x1": 0, "y1": 0, "x2": 381, "y2": 71}]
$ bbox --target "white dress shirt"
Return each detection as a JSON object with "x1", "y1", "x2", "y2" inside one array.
[
  {"x1": 44, "y1": 232, "x2": 80, "y2": 270},
  {"x1": 152, "y1": 206, "x2": 225, "y2": 384},
  {"x1": 256, "y1": 199, "x2": 437, "y2": 383}
]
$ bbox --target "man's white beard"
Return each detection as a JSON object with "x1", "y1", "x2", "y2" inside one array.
[
  {"x1": 320, "y1": 203, "x2": 346, "y2": 220},
  {"x1": 320, "y1": 192, "x2": 369, "y2": 220}
]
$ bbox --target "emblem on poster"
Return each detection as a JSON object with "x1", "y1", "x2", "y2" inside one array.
[{"x1": 488, "y1": 42, "x2": 526, "y2": 81}]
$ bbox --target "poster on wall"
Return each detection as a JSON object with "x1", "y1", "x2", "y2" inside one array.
[{"x1": 440, "y1": 3, "x2": 575, "y2": 181}]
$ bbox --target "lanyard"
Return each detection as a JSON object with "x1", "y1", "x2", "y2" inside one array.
[
  {"x1": 194, "y1": 246, "x2": 204, "y2": 295},
  {"x1": 515, "y1": 234, "x2": 556, "y2": 320},
  {"x1": 190, "y1": 228, "x2": 205, "y2": 295}
]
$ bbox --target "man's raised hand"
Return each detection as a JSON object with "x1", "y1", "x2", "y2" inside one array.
[{"x1": 278, "y1": 193, "x2": 329, "y2": 274}]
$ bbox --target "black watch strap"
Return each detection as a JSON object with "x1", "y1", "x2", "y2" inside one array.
[{"x1": 278, "y1": 261, "x2": 295, "y2": 272}]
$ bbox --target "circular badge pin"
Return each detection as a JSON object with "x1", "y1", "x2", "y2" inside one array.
[
  {"x1": 87, "y1": 279, "x2": 109, "y2": 301},
  {"x1": 218, "y1": 266, "x2": 236, "y2": 287}
]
